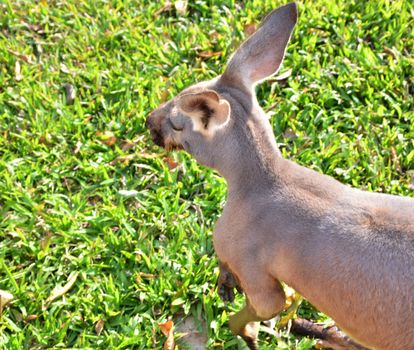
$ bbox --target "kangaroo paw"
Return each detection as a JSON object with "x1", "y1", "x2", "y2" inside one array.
[
  {"x1": 218, "y1": 281, "x2": 235, "y2": 303},
  {"x1": 217, "y1": 269, "x2": 242, "y2": 303},
  {"x1": 243, "y1": 337, "x2": 259, "y2": 350}
]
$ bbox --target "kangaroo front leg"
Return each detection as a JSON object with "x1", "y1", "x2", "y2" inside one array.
[
  {"x1": 218, "y1": 261, "x2": 243, "y2": 303},
  {"x1": 229, "y1": 277, "x2": 286, "y2": 350}
]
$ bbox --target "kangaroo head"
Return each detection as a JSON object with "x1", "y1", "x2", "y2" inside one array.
[{"x1": 147, "y1": 3, "x2": 297, "y2": 180}]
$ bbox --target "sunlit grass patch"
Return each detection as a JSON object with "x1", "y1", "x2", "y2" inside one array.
[{"x1": 0, "y1": 0, "x2": 413, "y2": 349}]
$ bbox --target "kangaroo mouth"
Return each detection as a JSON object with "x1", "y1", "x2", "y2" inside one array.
[
  {"x1": 149, "y1": 129, "x2": 165, "y2": 148},
  {"x1": 149, "y1": 129, "x2": 184, "y2": 152}
]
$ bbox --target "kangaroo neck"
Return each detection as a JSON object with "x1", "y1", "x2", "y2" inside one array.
[{"x1": 221, "y1": 117, "x2": 285, "y2": 198}]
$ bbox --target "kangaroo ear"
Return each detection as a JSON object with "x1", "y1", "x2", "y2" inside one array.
[
  {"x1": 221, "y1": 2, "x2": 297, "y2": 89},
  {"x1": 177, "y1": 90, "x2": 230, "y2": 134}
]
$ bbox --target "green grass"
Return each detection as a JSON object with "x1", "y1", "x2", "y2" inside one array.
[{"x1": 0, "y1": 0, "x2": 413, "y2": 349}]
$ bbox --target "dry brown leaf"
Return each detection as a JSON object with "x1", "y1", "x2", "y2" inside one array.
[
  {"x1": 34, "y1": 202, "x2": 45, "y2": 212},
  {"x1": 174, "y1": 0, "x2": 188, "y2": 15},
  {"x1": 97, "y1": 130, "x2": 116, "y2": 146},
  {"x1": 162, "y1": 32, "x2": 172, "y2": 40},
  {"x1": 110, "y1": 154, "x2": 135, "y2": 165},
  {"x1": 383, "y1": 47, "x2": 397, "y2": 59},
  {"x1": 159, "y1": 90, "x2": 170, "y2": 103},
  {"x1": 210, "y1": 31, "x2": 221, "y2": 40},
  {"x1": 27, "y1": 22, "x2": 44, "y2": 34},
  {"x1": 14, "y1": 60, "x2": 22, "y2": 81},
  {"x1": 243, "y1": 23, "x2": 257, "y2": 36},
  {"x1": 277, "y1": 284, "x2": 303, "y2": 328},
  {"x1": 121, "y1": 139, "x2": 136, "y2": 152},
  {"x1": 60, "y1": 63, "x2": 70, "y2": 74},
  {"x1": 159, "y1": 320, "x2": 174, "y2": 336},
  {"x1": 135, "y1": 272, "x2": 156, "y2": 283},
  {"x1": 65, "y1": 84, "x2": 76, "y2": 105},
  {"x1": 0, "y1": 290, "x2": 14, "y2": 313},
  {"x1": 95, "y1": 319, "x2": 105, "y2": 335},
  {"x1": 164, "y1": 156, "x2": 179, "y2": 170},
  {"x1": 275, "y1": 68, "x2": 292, "y2": 81},
  {"x1": 158, "y1": 80, "x2": 173, "y2": 102},
  {"x1": 159, "y1": 320, "x2": 175, "y2": 350},
  {"x1": 7, "y1": 49, "x2": 35, "y2": 64},
  {"x1": 74, "y1": 141, "x2": 82, "y2": 154},
  {"x1": 283, "y1": 128, "x2": 297, "y2": 140},
  {"x1": 154, "y1": 1, "x2": 172, "y2": 16},
  {"x1": 133, "y1": 135, "x2": 146, "y2": 144},
  {"x1": 39, "y1": 133, "x2": 52, "y2": 145},
  {"x1": 308, "y1": 27, "x2": 329, "y2": 37},
  {"x1": 283, "y1": 285, "x2": 297, "y2": 309},
  {"x1": 391, "y1": 146, "x2": 401, "y2": 173},
  {"x1": 407, "y1": 170, "x2": 414, "y2": 190},
  {"x1": 138, "y1": 152, "x2": 159, "y2": 159},
  {"x1": 40, "y1": 231, "x2": 53, "y2": 251},
  {"x1": 139, "y1": 272, "x2": 156, "y2": 278},
  {"x1": 25, "y1": 314, "x2": 38, "y2": 322},
  {"x1": 43, "y1": 272, "x2": 79, "y2": 310},
  {"x1": 197, "y1": 51, "x2": 222, "y2": 59},
  {"x1": 120, "y1": 135, "x2": 145, "y2": 152}
]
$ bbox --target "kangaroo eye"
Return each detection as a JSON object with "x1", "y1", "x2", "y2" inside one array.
[
  {"x1": 172, "y1": 125, "x2": 183, "y2": 131},
  {"x1": 169, "y1": 119, "x2": 183, "y2": 131}
]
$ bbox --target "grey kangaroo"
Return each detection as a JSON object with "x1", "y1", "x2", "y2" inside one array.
[{"x1": 146, "y1": 3, "x2": 414, "y2": 349}]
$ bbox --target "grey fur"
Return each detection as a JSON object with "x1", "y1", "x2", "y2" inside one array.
[{"x1": 147, "y1": 3, "x2": 414, "y2": 349}]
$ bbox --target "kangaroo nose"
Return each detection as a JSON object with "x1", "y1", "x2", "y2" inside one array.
[
  {"x1": 147, "y1": 102, "x2": 169, "y2": 131},
  {"x1": 146, "y1": 115, "x2": 154, "y2": 129}
]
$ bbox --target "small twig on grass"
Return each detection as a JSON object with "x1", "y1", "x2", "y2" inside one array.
[{"x1": 0, "y1": 290, "x2": 14, "y2": 315}]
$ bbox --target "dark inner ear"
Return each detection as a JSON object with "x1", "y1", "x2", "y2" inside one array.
[{"x1": 191, "y1": 98, "x2": 214, "y2": 129}]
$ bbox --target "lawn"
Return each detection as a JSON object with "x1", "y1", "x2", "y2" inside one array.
[{"x1": 0, "y1": 0, "x2": 413, "y2": 349}]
